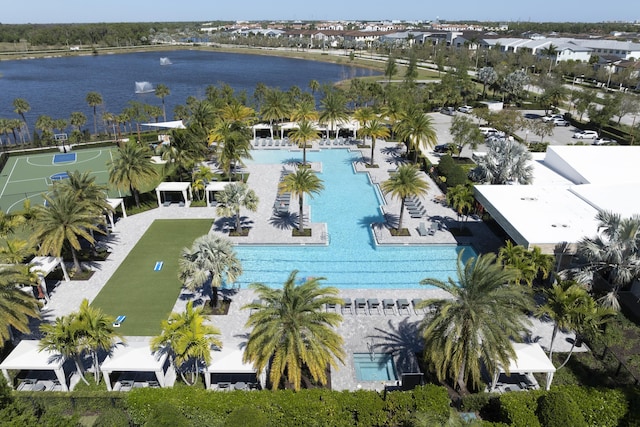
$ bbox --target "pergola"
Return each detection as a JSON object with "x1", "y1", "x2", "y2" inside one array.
[
  {"x1": 251, "y1": 123, "x2": 273, "y2": 139},
  {"x1": 155, "y1": 182, "x2": 192, "y2": 207},
  {"x1": 490, "y1": 343, "x2": 556, "y2": 391},
  {"x1": 203, "y1": 346, "x2": 261, "y2": 390},
  {"x1": 0, "y1": 340, "x2": 72, "y2": 391},
  {"x1": 100, "y1": 337, "x2": 175, "y2": 391},
  {"x1": 29, "y1": 256, "x2": 70, "y2": 302},
  {"x1": 106, "y1": 198, "x2": 127, "y2": 230},
  {"x1": 205, "y1": 181, "x2": 228, "y2": 206}
]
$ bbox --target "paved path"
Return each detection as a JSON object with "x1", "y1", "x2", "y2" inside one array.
[{"x1": 29, "y1": 140, "x2": 580, "y2": 391}]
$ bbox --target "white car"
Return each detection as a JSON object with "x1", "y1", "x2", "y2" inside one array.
[
  {"x1": 592, "y1": 137, "x2": 617, "y2": 145},
  {"x1": 458, "y1": 105, "x2": 473, "y2": 114},
  {"x1": 573, "y1": 130, "x2": 598, "y2": 139},
  {"x1": 552, "y1": 118, "x2": 570, "y2": 127},
  {"x1": 542, "y1": 114, "x2": 564, "y2": 122}
]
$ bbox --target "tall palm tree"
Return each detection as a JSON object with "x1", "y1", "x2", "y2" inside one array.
[
  {"x1": 361, "y1": 119, "x2": 390, "y2": 167},
  {"x1": 31, "y1": 192, "x2": 103, "y2": 272},
  {"x1": 76, "y1": 299, "x2": 121, "y2": 383},
  {"x1": 384, "y1": 56, "x2": 398, "y2": 83},
  {"x1": 380, "y1": 164, "x2": 429, "y2": 231},
  {"x1": 85, "y1": 92, "x2": 103, "y2": 135},
  {"x1": 540, "y1": 44, "x2": 559, "y2": 74},
  {"x1": 575, "y1": 211, "x2": 640, "y2": 310},
  {"x1": 0, "y1": 238, "x2": 34, "y2": 264},
  {"x1": 278, "y1": 167, "x2": 324, "y2": 233},
  {"x1": 108, "y1": 140, "x2": 159, "y2": 208},
  {"x1": 288, "y1": 120, "x2": 319, "y2": 165},
  {"x1": 394, "y1": 105, "x2": 438, "y2": 163},
  {"x1": 39, "y1": 314, "x2": 90, "y2": 385},
  {"x1": 260, "y1": 89, "x2": 290, "y2": 139},
  {"x1": 243, "y1": 270, "x2": 344, "y2": 391},
  {"x1": 12, "y1": 98, "x2": 31, "y2": 142},
  {"x1": 215, "y1": 182, "x2": 259, "y2": 234},
  {"x1": 0, "y1": 265, "x2": 41, "y2": 346},
  {"x1": 154, "y1": 84, "x2": 171, "y2": 122},
  {"x1": 446, "y1": 184, "x2": 475, "y2": 224},
  {"x1": 0, "y1": 210, "x2": 26, "y2": 238},
  {"x1": 53, "y1": 170, "x2": 112, "y2": 219},
  {"x1": 290, "y1": 99, "x2": 318, "y2": 123},
  {"x1": 319, "y1": 90, "x2": 348, "y2": 139},
  {"x1": 178, "y1": 234, "x2": 242, "y2": 308},
  {"x1": 209, "y1": 121, "x2": 253, "y2": 181},
  {"x1": 151, "y1": 301, "x2": 222, "y2": 385},
  {"x1": 420, "y1": 252, "x2": 531, "y2": 393},
  {"x1": 192, "y1": 165, "x2": 215, "y2": 201},
  {"x1": 308, "y1": 80, "x2": 320, "y2": 95}
]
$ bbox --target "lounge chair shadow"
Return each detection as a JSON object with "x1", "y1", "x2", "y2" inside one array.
[{"x1": 367, "y1": 318, "x2": 424, "y2": 375}]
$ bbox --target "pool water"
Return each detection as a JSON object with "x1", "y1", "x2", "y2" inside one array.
[
  {"x1": 353, "y1": 353, "x2": 398, "y2": 381},
  {"x1": 235, "y1": 149, "x2": 476, "y2": 289}
]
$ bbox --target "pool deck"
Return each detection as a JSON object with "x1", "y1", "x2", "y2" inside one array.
[{"x1": 30, "y1": 139, "x2": 581, "y2": 392}]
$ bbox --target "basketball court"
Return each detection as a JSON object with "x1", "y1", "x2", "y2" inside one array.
[{"x1": 0, "y1": 147, "x2": 122, "y2": 213}]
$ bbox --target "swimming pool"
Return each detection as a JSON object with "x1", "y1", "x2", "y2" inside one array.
[
  {"x1": 235, "y1": 149, "x2": 475, "y2": 289},
  {"x1": 353, "y1": 353, "x2": 398, "y2": 381}
]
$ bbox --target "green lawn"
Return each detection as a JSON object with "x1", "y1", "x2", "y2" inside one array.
[{"x1": 91, "y1": 219, "x2": 213, "y2": 336}]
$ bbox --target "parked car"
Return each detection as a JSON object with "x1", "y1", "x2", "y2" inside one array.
[
  {"x1": 458, "y1": 105, "x2": 473, "y2": 114},
  {"x1": 478, "y1": 126, "x2": 498, "y2": 136},
  {"x1": 592, "y1": 137, "x2": 617, "y2": 145},
  {"x1": 440, "y1": 107, "x2": 456, "y2": 116},
  {"x1": 573, "y1": 130, "x2": 598, "y2": 139},
  {"x1": 434, "y1": 143, "x2": 459, "y2": 153},
  {"x1": 552, "y1": 118, "x2": 570, "y2": 127},
  {"x1": 542, "y1": 114, "x2": 564, "y2": 122}
]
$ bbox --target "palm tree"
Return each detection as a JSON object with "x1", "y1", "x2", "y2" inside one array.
[
  {"x1": 319, "y1": 90, "x2": 348, "y2": 139},
  {"x1": 290, "y1": 99, "x2": 318, "y2": 123},
  {"x1": 85, "y1": 92, "x2": 103, "y2": 135},
  {"x1": 215, "y1": 182, "x2": 259, "y2": 234},
  {"x1": 0, "y1": 238, "x2": 34, "y2": 264},
  {"x1": 0, "y1": 265, "x2": 41, "y2": 346},
  {"x1": 209, "y1": 121, "x2": 253, "y2": 181},
  {"x1": 574, "y1": 211, "x2": 640, "y2": 310},
  {"x1": 446, "y1": 184, "x2": 474, "y2": 224},
  {"x1": 384, "y1": 56, "x2": 398, "y2": 83},
  {"x1": 260, "y1": 89, "x2": 290, "y2": 139},
  {"x1": 192, "y1": 165, "x2": 215, "y2": 201},
  {"x1": 108, "y1": 140, "x2": 159, "y2": 208},
  {"x1": 154, "y1": 84, "x2": 171, "y2": 121},
  {"x1": 278, "y1": 167, "x2": 324, "y2": 233},
  {"x1": 31, "y1": 192, "x2": 103, "y2": 272},
  {"x1": 151, "y1": 301, "x2": 222, "y2": 385},
  {"x1": 470, "y1": 139, "x2": 533, "y2": 185},
  {"x1": 40, "y1": 314, "x2": 90, "y2": 385},
  {"x1": 12, "y1": 98, "x2": 31, "y2": 142},
  {"x1": 308, "y1": 80, "x2": 320, "y2": 94},
  {"x1": 540, "y1": 44, "x2": 559, "y2": 74},
  {"x1": 380, "y1": 164, "x2": 429, "y2": 231},
  {"x1": 288, "y1": 120, "x2": 319, "y2": 165},
  {"x1": 361, "y1": 119, "x2": 390, "y2": 167},
  {"x1": 394, "y1": 105, "x2": 438, "y2": 163},
  {"x1": 178, "y1": 234, "x2": 242, "y2": 308},
  {"x1": 420, "y1": 252, "x2": 531, "y2": 393},
  {"x1": 0, "y1": 210, "x2": 26, "y2": 238},
  {"x1": 53, "y1": 170, "x2": 111, "y2": 218},
  {"x1": 76, "y1": 299, "x2": 122, "y2": 383},
  {"x1": 243, "y1": 270, "x2": 344, "y2": 391}
]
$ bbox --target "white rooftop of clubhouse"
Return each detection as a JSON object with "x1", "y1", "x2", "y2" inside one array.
[{"x1": 474, "y1": 146, "x2": 640, "y2": 253}]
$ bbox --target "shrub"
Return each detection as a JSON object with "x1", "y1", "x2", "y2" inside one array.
[
  {"x1": 536, "y1": 390, "x2": 586, "y2": 427},
  {"x1": 499, "y1": 390, "x2": 543, "y2": 427},
  {"x1": 93, "y1": 408, "x2": 132, "y2": 427},
  {"x1": 412, "y1": 384, "x2": 451, "y2": 421}
]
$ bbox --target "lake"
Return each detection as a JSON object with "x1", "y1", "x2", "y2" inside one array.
[{"x1": 0, "y1": 50, "x2": 379, "y2": 127}]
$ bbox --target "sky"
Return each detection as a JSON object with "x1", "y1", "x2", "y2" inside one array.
[{"x1": 1, "y1": 0, "x2": 635, "y2": 24}]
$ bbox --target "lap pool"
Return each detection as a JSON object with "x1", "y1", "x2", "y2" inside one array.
[{"x1": 234, "y1": 149, "x2": 476, "y2": 290}]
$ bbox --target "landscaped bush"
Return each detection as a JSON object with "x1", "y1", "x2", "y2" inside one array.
[
  {"x1": 536, "y1": 390, "x2": 585, "y2": 427},
  {"x1": 499, "y1": 390, "x2": 544, "y2": 427},
  {"x1": 436, "y1": 155, "x2": 468, "y2": 189},
  {"x1": 92, "y1": 408, "x2": 133, "y2": 427}
]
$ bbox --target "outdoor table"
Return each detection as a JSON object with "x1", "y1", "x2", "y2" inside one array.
[{"x1": 233, "y1": 381, "x2": 247, "y2": 390}]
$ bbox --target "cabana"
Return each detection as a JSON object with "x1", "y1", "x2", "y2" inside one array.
[
  {"x1": 205, "y1": 181, "x2": 228, "y2": 206},
  {"x1": 29, "y1": 256, "x2": 70, "y2": 302},
  {"x1": 140, "y1": 120, "x2": 186, "y2": 129},
  {"x1": 155, "y1": 182, "x2": 192, "y2": 207},
  {"x1": 0, "y1": 340, "x2": 74, "y2": 391},
  {"x1": 490, "y1": 343, "x2": 556, "y2": 392},
  {"x1": 204, "y1": 346, "x2": 261, "y2": 390},
  {"x1": 100, "y1": 337, "x2": 175, "y2": 391},
  {"x1": 251, "y1": 123, "x2": 273, "y2": 139},
  {"x1": 106, "y1": 198, "x2": 127, "y2": 230}
]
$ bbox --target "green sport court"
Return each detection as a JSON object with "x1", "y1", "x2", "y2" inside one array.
[
  {"x1": 0, "y1": 147, "x2": 122, "y2": 214},
  {"x1": 91, "y1": 219, "x2": 213, "y2": 336}
]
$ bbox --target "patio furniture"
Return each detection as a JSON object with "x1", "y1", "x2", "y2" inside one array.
[
  {"x1": 217, "y1": 382, "x2": 231, "y2": 391},
  {"x1": 326, "y1": 302, "x2": 337, "y2": 312},
  {"x1": 428, "y1": 222, "x2": 438, "y2": 235},
  {"x1": 342, "y1": 298, "x2": 353, "y2": 314},
  {"x1": 417, "y1": 222, "x2": 429, "y2": 236},
  {"x1": 233, "y1": 381, "x2": 248, "y2": 390},
  {"x1": 397, "y1": 299, "x2": 411, "y2": 315},
  {"x1": 412, "y1": 298, "x2": 424, "y2": 314},
  {"x1": 367, "y1": 298, "x2": 381, "y2": 315},
  {"x1": 355, "y1": 298, "x2": 367, "y2": 314},
  {"x1": 382, "y1": 299, "x2": 396, "y2": 315}
]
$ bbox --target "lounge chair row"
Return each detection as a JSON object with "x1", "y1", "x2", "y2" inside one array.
[
  {"x1": 405, "y1": 196, "x2": 426, "y2": 219},
  {"x1": 417, "y1": 221, "x2": 439, "y2": 237},
  {"x1": 253, "y1": 138, "x2": 296, "y2": 148},
  {"x1": 329, "y1": 298, "x2": 429, "y2": 315}
]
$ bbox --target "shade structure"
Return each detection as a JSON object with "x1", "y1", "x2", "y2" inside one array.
[
  {"x1": 106, "y1": 198, "x2": 127, "y2": 230},
  {"x1": 140, "y1": 120, "x2": 185, "y2": 129},
  {"x1": 491, "y1": 342, "x2": 556, "y2": 391},
  {"x1": 100, "y1": 337, "x2": 175, "y2": 391},
  {"x1": 205, "y1": 181, "x2": 229, "y2": 206},
  {"x1": 29, "y1": 256, "x2": 70, "y2": 301},
  {"x1": 0, "y1": 340, "x2": 70, "y2": 391},
  {"x1": 155, "y1": 182, "x2": 193, "y2": 207},
  {"x1": 203, "y1": 345, "x2": 260, "y2": 389}
]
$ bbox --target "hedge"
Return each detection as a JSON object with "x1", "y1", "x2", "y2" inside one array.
[{"x1": 124, "y1": 385, "x2": 451, "y2": 427}]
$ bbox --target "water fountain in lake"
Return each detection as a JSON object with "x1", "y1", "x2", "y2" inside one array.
[
  {"x1": 135, "y1": 81, "x2": 155, "y2": 94},
  {"x1": 160, "y1": 57, "x2": 172, "y2": 66}
]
